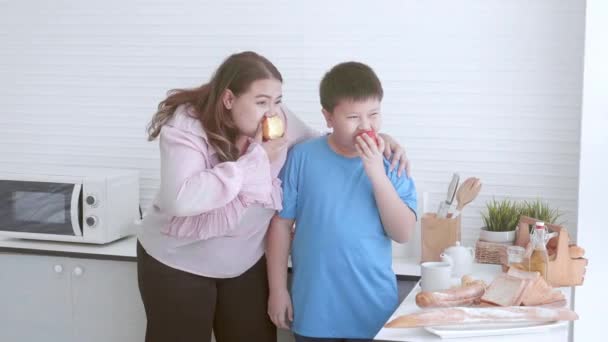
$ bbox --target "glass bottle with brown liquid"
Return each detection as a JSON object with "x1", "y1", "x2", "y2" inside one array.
[{"x1": 529, "y1": 222, "x2": 549, "y2": 280}]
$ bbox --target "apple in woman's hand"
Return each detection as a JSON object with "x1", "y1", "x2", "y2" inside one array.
[{"x1": 262, "y1": 115, "x2": 285, "y2": 141}]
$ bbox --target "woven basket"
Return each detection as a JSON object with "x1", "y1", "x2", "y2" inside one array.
[{"x1": 475, "y1": 239, "x2": 511, "y2": 265}]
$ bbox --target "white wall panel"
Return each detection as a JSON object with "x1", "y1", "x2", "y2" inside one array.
[{"x1": 0, "y1": 0, "x2": 585, "y2": 257}]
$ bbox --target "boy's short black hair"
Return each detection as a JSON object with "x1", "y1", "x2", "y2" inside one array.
[{"x1": 319, "y1": 62, "x2": 383, "y2": 113}]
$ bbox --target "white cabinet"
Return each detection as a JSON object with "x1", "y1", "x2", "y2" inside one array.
[
  {"x1": 71, "y1": 258, "x2": 146, "y2": 342},
  {"x1": 0, "y1": 254, "x2": 73, "y2": 341},
  {"x1": 0, "y1": 253, "x2": 146, "y2": 342}
]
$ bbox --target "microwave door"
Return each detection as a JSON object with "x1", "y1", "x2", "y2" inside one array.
[
  {"x1": 0, "y1": 180, "x2": 83, "y2": 236},
  {"x1": 70, "y1": 183, "x2": 83, "y2": 236}
]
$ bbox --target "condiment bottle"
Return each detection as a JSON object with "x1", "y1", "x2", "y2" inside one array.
[{"x1": 529, "y1": 221, "x2": 549, "y2": 280}]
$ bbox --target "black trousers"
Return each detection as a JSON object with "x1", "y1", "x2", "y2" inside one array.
[{"x1": 137, "y1": 241, "x2": 276, "y2": 342}]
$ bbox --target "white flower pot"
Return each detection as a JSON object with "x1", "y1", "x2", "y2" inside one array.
[{"x1": 479, "y1": 228, "x2": 516, "y2": 244}]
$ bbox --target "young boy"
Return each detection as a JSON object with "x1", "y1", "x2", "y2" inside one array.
[{"x1": 266, "y1": 62, "x2": 417, "y2": 341}]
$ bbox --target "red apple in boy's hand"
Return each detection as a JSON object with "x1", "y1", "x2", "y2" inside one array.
[{"x1": 357, "y1": 130, "x2": 379, "y2": 146}]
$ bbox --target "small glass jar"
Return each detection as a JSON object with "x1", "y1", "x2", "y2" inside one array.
[{"x1": 507, "y1": 245, "x2": 529, "y2": 271}]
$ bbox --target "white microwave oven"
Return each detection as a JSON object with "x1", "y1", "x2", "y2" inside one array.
[{"x1": 0, "y1": 167, "x2": 140, "y2": 244}]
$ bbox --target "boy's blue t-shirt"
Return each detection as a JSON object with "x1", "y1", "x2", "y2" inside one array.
[{"x1": 278, "y1": 135, "x2": 417, "y2": 339}]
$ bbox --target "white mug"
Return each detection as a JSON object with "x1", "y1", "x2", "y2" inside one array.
[{"x1": 420, "y1": 261, "x2": 454, "y2": 292}]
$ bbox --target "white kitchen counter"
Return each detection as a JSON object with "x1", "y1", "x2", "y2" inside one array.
[
  {"x1": 0, "y1": 235, "x2": 138, "y2": 259},
  {"x1": 374, "y1": 263, "x2": 573, "y2": 342}
]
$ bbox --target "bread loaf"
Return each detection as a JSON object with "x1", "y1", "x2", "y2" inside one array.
[
  {"x1": 480, "y1": 274, "x2": 528, "y2": 306},
  {"x1": 507, "y1": 268, "x2": 565, "y2": 306},
  {"x1": 385, "y1": 306, "x2": 578, "y2": 328},
  {"x1": 415, "y1": 280, "x2": 486, "y2": 308}
]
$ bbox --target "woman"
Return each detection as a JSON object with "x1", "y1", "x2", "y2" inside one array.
[{"x1": 137, "y1": 51, "x2": 410, "y2": 342}]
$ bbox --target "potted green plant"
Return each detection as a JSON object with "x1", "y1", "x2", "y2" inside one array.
[
  {"x1": 480, "y1": 198, "x2": 521, "y2": 243},
  {"x1": 520, "y1": 199, "x2": 562, "y2": 232}
]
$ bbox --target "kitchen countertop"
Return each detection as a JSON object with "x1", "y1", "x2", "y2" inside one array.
[
  {"x1": 374, "y1": 263, "x2": 573, "y2": 342},
  {"x1": 0, "y1": 235, "x2": 138, "y2": 261}
]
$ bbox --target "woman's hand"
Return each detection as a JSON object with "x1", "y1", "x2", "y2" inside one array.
[
  {"x1": 356, "y1": 134, "x2": 386, "y2": 182},
  {"x1": 259, "y1": 136, "x2": 288, "y2": 163},
  {"x1": 252, "y1": 116, "x2": 288, "y2": 163},
  {"x1": 378, "y1": 133, "x2": 411, "y2": 177},
  {"x1": 268, "y1": 288, "x2": 293, "y2": 329}
]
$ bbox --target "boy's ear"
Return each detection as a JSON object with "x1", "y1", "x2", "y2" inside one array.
[
  {"x1": 322, "y1": 108, "x2": 333, "y2": 129},
  {"x1": 222, "y1": 89, "x2": 235, "y2": 110}
]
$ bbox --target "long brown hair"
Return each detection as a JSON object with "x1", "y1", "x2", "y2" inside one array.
[{"x1": 147, "y1": 51, "x2": 282, "y2": 162}]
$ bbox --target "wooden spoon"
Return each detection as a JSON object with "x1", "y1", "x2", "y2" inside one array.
[{"x1": 455, "y1": 177, "x2": 482, "y2": 211}]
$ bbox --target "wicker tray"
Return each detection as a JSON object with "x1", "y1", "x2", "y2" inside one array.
[{"x1": 475, "y1": 239, "x2": 511, "y2": 265}]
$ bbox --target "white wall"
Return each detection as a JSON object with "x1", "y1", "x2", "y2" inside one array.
[
  {"x1": 0, "y1": 0, "x2": 585, "y2": 257},
  {"x1": 573, "y1": 0, "x2": 608, "y2": 340}
]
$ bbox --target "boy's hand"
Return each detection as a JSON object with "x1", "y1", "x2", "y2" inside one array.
[
  {"x1": 356, "y1": 133, "x2": 386, "y2": 181},
  {"x1": 268, "y1": 288, "x2": 293, "y2": 329}
]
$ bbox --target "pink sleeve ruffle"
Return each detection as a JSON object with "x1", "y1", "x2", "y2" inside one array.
[{"x1": 161, "y1": 142, "x2": 283, "y2": 239}]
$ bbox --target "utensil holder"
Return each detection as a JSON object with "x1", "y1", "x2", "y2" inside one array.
[{"x1": 421, "y1": 213, "x2": 461, "y2": 263}]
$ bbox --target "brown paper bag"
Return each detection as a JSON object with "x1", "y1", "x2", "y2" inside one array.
[{"x1": 421, "y1": 213, "x2": 461, "y2": 263}]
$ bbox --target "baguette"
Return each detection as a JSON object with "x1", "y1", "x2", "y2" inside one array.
[
  {"x1": 416, "y1": 280, "x2": 486, "y2": 308},
  {"x1": 385, "y1": 306, "x2": 578, "y2": 328}
]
